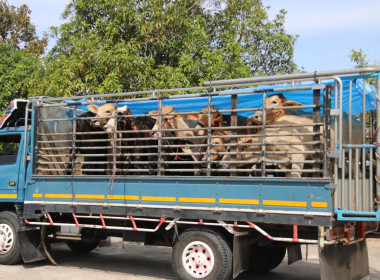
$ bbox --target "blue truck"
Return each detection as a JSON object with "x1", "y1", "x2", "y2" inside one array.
[{"x1": 0, "y1": 68, "x2": 379, "y2": 280}]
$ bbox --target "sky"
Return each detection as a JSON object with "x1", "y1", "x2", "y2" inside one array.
[{"x1": 8, "y1": 0, "x2": 380, "y2": 73}]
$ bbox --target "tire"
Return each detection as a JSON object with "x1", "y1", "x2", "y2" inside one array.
[
  {"x1": 66, "y1": 241, "x2": 99, "y2": 253},
  {"x1": 248, "y1": 245, "x2": 286, "y2": 273},
  {"x1": 66, "y1": 241, "x2": 99, "y2": 254},
  {"x1": 172, "y1": 229, "x2": 232, "y2": 280},
  {"x1": 0, "y1": 211, "x2": 23, "y2": 264}
]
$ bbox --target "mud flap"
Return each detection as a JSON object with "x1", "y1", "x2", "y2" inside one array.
[
  {"x1": 287, "y1": 244, "x2": 302, "y2": 265},
  {"x1": 319, "y1": 239, "x2": 369, "y2": 280},
  {"x1": 232, "y1": 232, "x2": 250, "y2": 279},
  {"x1": 18, "y1": 229, "x2": 46, "y2": 263}
]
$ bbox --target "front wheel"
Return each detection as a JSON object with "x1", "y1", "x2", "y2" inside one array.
[
  {"x1": 172, "y1": 229, "x2": 232, "y2": 280},
  {"x1": 0, "y1": 211, "x2": 23, "y2": 264}
]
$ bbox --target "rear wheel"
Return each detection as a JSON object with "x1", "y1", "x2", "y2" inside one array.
[
  {"x1": 248, "y1": 245, "x2": 286, "y2": 273},
  {"x1": 172, "y1": 229, "x2": 232, "y2": 280},
  {"x1": 0, "y1": 211, "x2": 22, "y2": 264},
  {"x1": 66, "y1": 241, "x2": 99, "y2": 253}
]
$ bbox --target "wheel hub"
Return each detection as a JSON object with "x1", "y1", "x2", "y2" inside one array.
[
  {"x1": 0, "y1": 223, "x2": 15, "y2": 255},
  {"x1": 182, "y1": 241, "x2": 215, "y2": 279}
]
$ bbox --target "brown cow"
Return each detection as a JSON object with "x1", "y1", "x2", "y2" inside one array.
[
  {"x1": 87, "y1": 103, "x2": 115, "y2": 128},
  {"x1": 187, "y1": 106, "x2": 223, "y2": 136}
]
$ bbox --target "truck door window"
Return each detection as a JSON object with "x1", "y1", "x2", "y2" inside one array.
[{"x1": 0, "y1": 135, "x2": 20, "y2": 165}]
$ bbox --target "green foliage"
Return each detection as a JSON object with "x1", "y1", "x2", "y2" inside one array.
[
  {"x1": 0, "y1": 1, "x2": 46, "y2": 110},
  {"x1": 0, "y1": 0, "x2": 47, "y2": 55},
  {"x1": 31, "y1": 0, "x2": 297, "y2": 96},
  {"x1": 349, "y1": 49, "x2": 379, "y2": 86},
  {"x1": 0, "y1": 42, "x2": 43, "y2": 110}
]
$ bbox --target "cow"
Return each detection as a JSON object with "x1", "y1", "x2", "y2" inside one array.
[
  {"x1": 66, "y1": 110, "x2": 109, "y2": 175},
  {"x1": 221, "y1": 114, "x2": 318, "y2": 178},
  {"x1": 149, "y1": 106, "x2": 205, "y2": 175},
  {"x1": 249, "y1": 94, "x2": 363, "y2": 145},
  {"x1": 186, "y1": 106, "x2": 224, "y2": 136},
  {"x1": 201, "y1": 130, "x2": 231, "y2": 162},
  {"x1": 247, "y1": 94, "x2": 364, "y2": 177},
  {"x1": 87, "y1": 103, "x2": 116, "y2": 128},
  {"x1": 103, "y1": 106, "x2": 157, "y2": 175}
]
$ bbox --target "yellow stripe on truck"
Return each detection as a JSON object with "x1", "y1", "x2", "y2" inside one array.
[
  {"x1": 219, "y1": 198, "x2": 259, "y2": 205},
  {"x1": 179, "y1": 197, "x2": 216, "y2": 203},
  {"x1": 263, "y1": 200, "x2": 307, "y2": 207},
  {"x1": 0, "y1": 194, "x2": 17, "y2": 199}
]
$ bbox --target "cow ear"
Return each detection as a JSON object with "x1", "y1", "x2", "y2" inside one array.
[
  {"x1": 215, "y1": 112, "x2": 223, "y2": 121},
  {"x1": 283, "y1": 100, "x2": 303, "y2": 109},
  {"x1": 186, "y1": 114, "x2": 199, "y2": 121},
  {"x1": 87, "y1": 105, "x2": 99, "y2": 114},
  {"x1": 149, "y1": 110, "x2": 159, "y2": 119}
]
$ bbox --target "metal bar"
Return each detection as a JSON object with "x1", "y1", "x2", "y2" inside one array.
[
  {"x1": 323, "y1": 86, "x2": 331, "y2": 178},
  {"x1": 207, "y1": 92, "x2": 212, "y2": 176},
  {"x1": 362, "y1": 147, "x2": 366, "y2": 211},
  {"x1": 313, "y1": 87, "x2": 321, "y2": 177},
  {"x1": 356, "y1": 148, "x2": 359, "y2": 210},
  {"x1": 230, "y1": 94, "x2": 238, "y2": 176},
  {"x1": 158, "y1": 96, "x2": 163, "y2": 176},
  {"x1": 203, "y1": 68, "x2": 380, "y2": 87},
  {"x1": 377, "y1": 74, "x2": 380, "y2": 209}
]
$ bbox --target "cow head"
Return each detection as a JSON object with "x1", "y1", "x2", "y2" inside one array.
[
  {"x1": 149, "y1": 106, "x2": 180, "y2": 138},
  {"x1": 263, "y1": 94, "x2": 303, "y2": 123},
  {"x1": 187, "y1": 106, "x2": 223, "y2": 136},
  {"x1": 87, "y1": 103, "x2": 115, "y2": 128},
  {"x1": 103, "y1": 105, "x2": 134, "y2": 133},
  {"x1": 202, "y1": 130, "x2": 231, "y2": 161}
]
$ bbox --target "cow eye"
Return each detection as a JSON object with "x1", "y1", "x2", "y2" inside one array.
[
  {"x1": 106, "y1": 110, "x2": 111, "y2": 114},
  {"x1": 215, "y1": 141, "x2": 220, "y2": 145},
  {"x1": 164, "y1": 117, "x2": 168, "y2": 121}
]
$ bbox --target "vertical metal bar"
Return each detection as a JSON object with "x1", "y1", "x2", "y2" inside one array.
[
  {"x1": 369, "y1": 148, "x2": 373, "y2": 211},
  {"x1": 362, "y1": 147, "x2": 366, "y2": 211},
  {"x1": 158, "y1": 97, "x2": 163, "y2": 176},
  {"x1": 33, "y1": 104, "x2": 39, "y2": 174},
  {"x1": 341, "y1": 148, "x2": 345, "y2": 210},
  {"x1": 230, "y1": 94, "x2": 237, "y2": 177},
  {"x1": 355, "y1": 148, "x2": 359, "y2": 210},
  {"x1": 377, "y1": 74, "x2": 380, "y2": 209},
  {"x1": 348, "y1": 81, "x2": 353, "y2": 210},
  {"x1": 261, "y1": 92, "x2": 267, "y2": 177},
  {"x1": 349, "y1": 81, "x2": 353, "y2": 145},
  {"x1": 71, "y1": 106, "x2": 77, "y2": 175},
  {"x1": 348, "y1": 147, "x2": 352, "y2": 210},
  {"x1": 362, "y1": 80, "x2": 366, "y2": 144},
  {"x1": 361, "y1": 81, "x2": 366, "y2": 211},
  {"x1": 333, "y1": 81, "x2": 339, "y2": 186},
  {"x1": 23, "y1": 101, "x2": 31, "y2": 167},
  {"x1": 313, "y1": 87, "x2": 321, "y2": 177},
  {"x1": 113, "y1": 102, "x2": 119, "y2": 175},
  {"x1": 323, "y1": 86, "x2": 331, "y2": 178},
  {"x1": 207, "y1": 93, "x2": 212, "y2": 177}
]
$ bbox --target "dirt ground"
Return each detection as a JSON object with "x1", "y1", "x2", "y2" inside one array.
[{"x1": 1, "y1": 237, "x2": 379, "y2": 280}]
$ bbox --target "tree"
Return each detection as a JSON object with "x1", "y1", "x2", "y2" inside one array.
[
  {"x1": 0, "y1": 0, "x2": 47, "y2": 109},
  {"x1": 0, "y1": 0, "x2": 47, "y2": 55},
  {"x1": 349, "y1": 49, "x2": 379, "y2": 69},
  {"x1": 32, "y1": 0, "x2": 297, "y2": 96}
]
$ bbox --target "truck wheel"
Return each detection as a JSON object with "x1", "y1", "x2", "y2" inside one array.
[
  {"x1": 249, "y1": 245, "x2": 286, "y2": 273},
  {"x1": 66, "y1": 241, "x2": 99, "y2": 253},
  {"x1": 172, "y1": 229, "x2": 232, "y2": 280},
  {"x1": 0, "y1": 211, "x2": 22, "y2": 264}
]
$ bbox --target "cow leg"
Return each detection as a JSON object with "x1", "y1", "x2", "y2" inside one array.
[{"x1": 288, "y1": 154, "x2": 304, "y2": 178}]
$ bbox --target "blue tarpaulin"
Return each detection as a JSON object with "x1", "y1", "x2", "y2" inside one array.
[{"x1": 67, "y1": 76, "x2": 378, "y2": 117}]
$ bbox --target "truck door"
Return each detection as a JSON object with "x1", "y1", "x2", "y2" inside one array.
[{"x1": 0, "y1": 133, "x2": 22, "y2": 199}]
